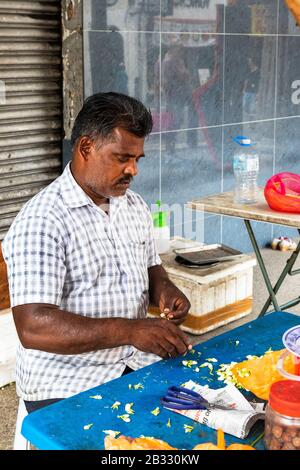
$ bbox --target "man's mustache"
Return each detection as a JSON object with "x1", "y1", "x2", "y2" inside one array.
[{"x1": 117, "y1": 177, "x2": 133, "y2": 184}]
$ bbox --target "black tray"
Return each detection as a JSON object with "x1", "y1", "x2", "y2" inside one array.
[{"x1": 173, "y1": 244, "x2": 242, "y2": 266}]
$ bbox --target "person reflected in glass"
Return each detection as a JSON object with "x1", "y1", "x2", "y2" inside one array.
[
  {"x1": 161, "y1": 45, "x2": 197, "y2": 151},
  {"x1": 243, "y1": 57, "x2": 260, "y2": 116}
]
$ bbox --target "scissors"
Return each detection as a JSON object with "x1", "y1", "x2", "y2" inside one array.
[{"x1": 161, "y1": 385, "x2": 231, "y2": 411}]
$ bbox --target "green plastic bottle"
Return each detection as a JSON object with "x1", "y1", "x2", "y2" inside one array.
[{"x1": 152, "y1": 200, "x2": 170, "y2": 254}]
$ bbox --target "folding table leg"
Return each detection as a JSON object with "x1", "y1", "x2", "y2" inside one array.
[
  {"x1": 244, "y1": 219, "x2": 280, "y2": 315},
  {"x1": 259, "y1": 229, "x2": 300, "y2": 316},
  {"x1": 244, "y1": 221, "x2": 300, "y2": 317}
]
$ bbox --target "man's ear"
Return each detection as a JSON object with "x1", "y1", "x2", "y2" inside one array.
[{"x1": 78, "y1": 136, "x2": 93, "y2": 160}]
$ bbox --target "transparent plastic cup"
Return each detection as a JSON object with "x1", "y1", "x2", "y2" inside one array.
[{"x1": 277, "y1": 325, "x2": 300, "y2": 380}]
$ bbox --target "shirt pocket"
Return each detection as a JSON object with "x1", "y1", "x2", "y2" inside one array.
[
  {"x1": 130, "y1": 240, "x2": 147, "y2": 269},
  {"x1": 129, "y1": 240, "x2": 149, "y2": 292}
]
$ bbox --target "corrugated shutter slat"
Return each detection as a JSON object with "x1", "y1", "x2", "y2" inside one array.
[{"x1": 0, "y1": 0, "x2": 62, "y2": 239}]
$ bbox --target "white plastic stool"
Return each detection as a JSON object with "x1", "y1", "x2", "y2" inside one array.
[{"x1": 13, "y1": 399, "x2": 30, "y2": 450}]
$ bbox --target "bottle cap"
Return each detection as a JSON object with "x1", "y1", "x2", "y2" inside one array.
[
  {"x1": 233, "y1": 135, "x2": 252, "y2": 146},
  {"x1": 152, "y1": 200, "x2": 168, "y2": 228},
  {"x1": 269, "y1": 380, "x2": 300, "y2": 417}
]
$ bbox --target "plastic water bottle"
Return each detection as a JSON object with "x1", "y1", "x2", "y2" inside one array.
[{"x1": 232, "y1": 135, "x2": 259, "y2": 204}]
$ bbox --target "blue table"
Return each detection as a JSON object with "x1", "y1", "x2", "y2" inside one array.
[{"x1": 21, "y1": 311, "x2": 300, "y2": 450}]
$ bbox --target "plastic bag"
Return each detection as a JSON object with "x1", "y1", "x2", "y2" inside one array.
[
  {"x1": 285, "y1": 0, "x2": 300, "y2": 26},
  {"x1": 264, "y1": 172, "x2": 300, "y2": 213},
  {"x1": 230, "y1": 349, "x2": 294, "y2": 400}
]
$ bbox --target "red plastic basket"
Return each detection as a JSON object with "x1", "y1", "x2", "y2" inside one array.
[{"x1": 264, "y1": 172, "x2": 300, "y2": 213}]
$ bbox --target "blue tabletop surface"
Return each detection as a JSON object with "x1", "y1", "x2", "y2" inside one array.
[{"x1": 21, "y1": 311, "x2": 300, "y2": 450}]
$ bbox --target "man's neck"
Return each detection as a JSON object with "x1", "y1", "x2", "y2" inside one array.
[{"x1": 70, "y1": 161, "x2": 109, "y2": 208}]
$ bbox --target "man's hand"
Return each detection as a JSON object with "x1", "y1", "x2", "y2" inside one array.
[
  {"x1": 159, "y1": 284, "x2": 191, "y2": 325},
  {"x1": 148, "y1": 265, "x2": 191, "y2": 325},
  {"x1": 128, "y1": 318, "x2": 192, "y2": 359}
]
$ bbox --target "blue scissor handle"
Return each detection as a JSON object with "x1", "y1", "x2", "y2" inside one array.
[
  {"x1": 167, "y1": 385, "x2": 206, "y2": 401},
  {"x1": 161, "y1": 385, "x2": 234, "y2": 412},
  {"x1": 160, "y1": 396, "x2": 206, "y2": 410},
  {"x1": 161, "y1": 385, "x2": 209, "y2": 410}
]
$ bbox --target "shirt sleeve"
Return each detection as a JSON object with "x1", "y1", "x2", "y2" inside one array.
[
  {"x1": 145, "y1": 206, "x2": 162, "y2": 269},
  {"x1": 2, "y1": 215, "x2": 67, "y2": 308}
]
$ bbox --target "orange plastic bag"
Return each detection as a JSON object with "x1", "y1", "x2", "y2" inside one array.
[
  {"x1": 230, "y1": 349, "x2": 294, "y2": 400},
  {"x1": 105, "y1": 430, "x2": 255, "y2": 451},
  {"x1": 285, "y1": 0, "x2": 300, "y2": 25},
  {"x1": 264, "y1": 172, "x2": 300, "y2": 213},
  {"x1": 104, "y1": 435, "x2": 177, "y2": 450}
]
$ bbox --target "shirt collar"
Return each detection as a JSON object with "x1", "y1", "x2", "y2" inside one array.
[
  {"x1": 60, "y1": 162, "x2": 128, "y2": 211},
  {"x1": 60, "y1": 162, "x2": 93, "y2": 208}
]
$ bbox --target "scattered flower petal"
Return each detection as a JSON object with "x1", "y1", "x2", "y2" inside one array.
[
  {"x1": 182, "y1": 360, "x2": 198, "y2": 368},
  {"x1": 111, "y1": 401, "x2": 121, "y2": 410},
  {"x1": 89, "y1": 395, "x2": 102, "y2": 400},
  {"x1": 237, "y1": 368, "x2": 251, "y2": 378},
  {"x1": 83, "y1": 423, "x2": 93, "y2": 430},
  {"x1": 102, "y1": 430, "x2": 120, "y2": 438},
  {"x1": 216, "y1": 362, "x2": 244, "y2": 388},
  {"x1": 134, "y1": 383, "x2": 144, "y2": 390},
  {"x1": 151, "y1": 407, "x2": 160, "y2": 416},
  {"x1": 184, "y1": 424, "x2": 194, "y2": 433},
  {"x1": 125, "y1": 403, "x2": 135, "y2": 415},
  {"x1": 199, "y1": 362, "x2": 214, "y2": 375},
  {"x1": 166, "y1": 418, "x2": 171, "y2": 428},
  {"x1": 117, "y1": 414, "x2": 131, "y2": 423}
]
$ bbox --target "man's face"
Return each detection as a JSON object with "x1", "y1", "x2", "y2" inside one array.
[{"x1": 79, "y1": 127, "x2": 145, "y2": 201}]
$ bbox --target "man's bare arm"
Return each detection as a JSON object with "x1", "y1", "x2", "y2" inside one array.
[
  {"x1": 12, "y1": 303, "x2": 191, "y2": 358},
  {"x1": 148, "y1": 265, "x2": 172, "y2": 306}
]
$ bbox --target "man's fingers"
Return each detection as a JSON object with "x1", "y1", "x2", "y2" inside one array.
[
  {"x1": 166, "y1": 298, "x2": 190, "y2": 320},
  {"x1": 133, "y1": 318, "x2": 193, "y2": 358},
  {"x1": 158, "y1": 339, "x2": 178, "y2": 358},
  {"x1": 159, "y1": 299, "x2": 176, "y2": 316},
  {"x1": 167, "y1": 306, "x2": 187, "y2": 320},
  {"x1": 160, "y1": 324, "x2": 192, "y2": 356},
  {"x1": 165, "y1": 320, "x2": 192, "y2": 348}
]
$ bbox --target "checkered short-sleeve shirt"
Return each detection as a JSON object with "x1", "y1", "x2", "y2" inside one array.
[{"x1": 2, "y1": 163, "x2": 161, "y2": 400}]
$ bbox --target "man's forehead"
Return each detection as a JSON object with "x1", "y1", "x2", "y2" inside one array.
[
  {"x1": 112, "y1": 127, "x2": 143, "y2": 143},
  {"x1": 108, "y1": 127, "x2": 145, "y2": 151}
]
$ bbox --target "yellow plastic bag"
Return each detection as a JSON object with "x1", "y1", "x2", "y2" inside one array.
[{"x1": 231, "y1": 349, "x2": 294, "y2": 400}]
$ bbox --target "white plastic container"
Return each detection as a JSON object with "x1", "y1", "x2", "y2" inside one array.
[
  {"x1": 148, "y1": 238, "x2": 256, "y2": 335},
  {"x1": 152, "y1": 200, "x2": 170, "y2": 254},
  {"x1": 153, "y1": 225, "x2": 170, "y2": 254}
]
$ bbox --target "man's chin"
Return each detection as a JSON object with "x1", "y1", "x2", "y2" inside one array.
[{"x1": 112, "y1": 187, "x2": 129, "y2": 197}]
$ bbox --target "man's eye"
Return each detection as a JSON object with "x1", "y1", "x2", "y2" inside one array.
[{"x1": 118, "y1": 157, "x2": 128, "y2": 163}]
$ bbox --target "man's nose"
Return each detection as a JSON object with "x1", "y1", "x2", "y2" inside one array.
[{"x1": 124, "y1": 159, "x2": 138, "y2": 177}]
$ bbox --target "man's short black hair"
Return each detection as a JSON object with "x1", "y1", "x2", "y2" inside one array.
[{"x1": 71, "y1": 92, "x2": 153, "y2": 149}]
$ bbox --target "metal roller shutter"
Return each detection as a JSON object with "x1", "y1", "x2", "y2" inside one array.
[{"x1": 0, "y1": 0, "x2": 62, "y2": 239}]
